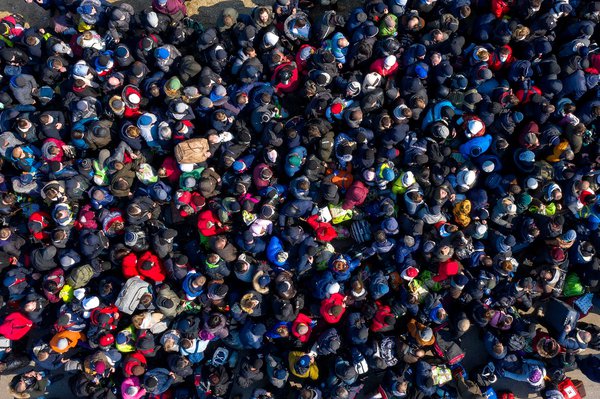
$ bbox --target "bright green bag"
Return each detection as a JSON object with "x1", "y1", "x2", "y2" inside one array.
[{"x1": 563, "y1": 273, "x2": 584, "y2": 297}]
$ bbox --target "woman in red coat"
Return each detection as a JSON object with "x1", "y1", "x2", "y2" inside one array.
[
  {"x1": 306, "y1": 214, "x2": 338, "y2": 242},
  {"x1": 291, "y1": 313, "x2": 315, "y2": 343},
  {"x1": 197, "y1": 209, "x2": 229, "y2": 237},
  {"x1": 370, "y1": 301, "x2": 396, "y2": 332},
  {"x1": 137, "y1": 251, "x2": 166, "y2": 283},
  {"x1": 320, "y1": 292, "x2": 346, "y2": 324},
  {"x1": 123, "y1": 352, "x2": 147, "y2": 377},
  {"x1": 122, "y1": 252, "x2": 139, "y2": 279},
  {"x1": 0, "y1": 312, "x2": 32, "y2": 340}
]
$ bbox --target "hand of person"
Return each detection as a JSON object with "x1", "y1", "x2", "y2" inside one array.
[{"x1": 564, "y1": 324, "x2": 572, "y2": 333}]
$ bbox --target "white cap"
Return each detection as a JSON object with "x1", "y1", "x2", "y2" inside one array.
[
  {"x1": 128, "y1": 93, "x2": 141, "y2": 104},
  {"x1": 482, "y1": 160, "x2": 495, "y2": 173},
  {"x1": 459, "y1": 170, "x2": 476, "y2": 187},
  {"x1": 467, "y1": 120, "x2": 483, "y2": 136},
  {"x1": 526, "y1": 177, "x2": 538, "y2": 190},
  {"x1": 73, "y1": 288, "x2": 86, "y2": 301},
  {"x1": 363, "y1": 170, "x2": 376, "y2": 181},
  {"x1": 179, "y1": 163, "x2": 194, "y2": 172},
  {"x1": 327, "y1": 282, "x2": 340, "y2": 295},
  {"x1": 402, "y1": 171, "x2": 415, "y2": 186},
  {"x1": 364, "y1": 72, "x2": 381, "y2": 88},
  {"x1": 384, "y1": 55, "x2": 397, "y2": 68},
  {"x1": 264, "y1": 32, "x2": 279, "y2": 46},
  {"x1": 57, "y1": 338, "x2": 69, "y2": 350},
  {"x1": 82, "y1": 296, "x2": 100, "y2": 311},
  {"x1": 476, "y1": 223, "x2": 487, "y2": 236}
]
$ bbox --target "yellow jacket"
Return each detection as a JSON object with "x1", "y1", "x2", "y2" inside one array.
[{"x1": 288, "y1": 351, "x2": 319, "y2": 380}]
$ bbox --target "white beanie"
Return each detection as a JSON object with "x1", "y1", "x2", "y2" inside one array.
[
  {"x1": 384, "y1": 55, "x2": 397, "y2": 68},
  {"x1": 147, "y1": 11, "x2": 159, "y2": 28},
  {"x1": 327, "y1": 282, "x2": 340, "y2": 295},
  {"x1": 264, "y1": 31, "x2": 279, "y2": 46}
]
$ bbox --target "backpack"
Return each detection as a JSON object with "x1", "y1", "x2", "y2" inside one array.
[
  {"x1": 66, "y1": 264, "x2": 94, "y2": 289},
  {"x1": 174, "y1": 138, "x2": 210, "y2": 164},
  {"x1": 433, "y1": 335, "x2": 465, "y2": 365},
  {"x1": 563, "y1": 273, "x2": 584, "y2": 297},
  {"x1": 326, "y1": 168, "x2": 354, "y2": 192},
  {"x1": 474, "y1": 362, "x2": 497, "y2": 387},
  {"x1": 115, "y1": 277, "x2": 151, "y2": 315},
  {"x1": 328, "y1": 204, "x2": 353, "y2": 224},
  {"x1": 351, "y1": 220, "x2": 372, "y2": 243}
]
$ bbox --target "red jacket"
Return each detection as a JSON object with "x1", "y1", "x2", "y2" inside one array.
[
  {"x1": 370, "y1": 58, "x2": 399, "y2": 77},
  {"x1": 123, "y1": 352, "x2": 147, "y2": 377},
  {"x1": 306, "y1": 214, "x2": 338, "y2": 242},
  {"x1": 291, "y1": 313, "x2": 314, "y2": 343},
  {"x1": 515, "y1": 85, "x2": 542, "y2": 104},
  {"x1": 320, "y1": 293, "x2": 346, "y2": 324},
  {"x1": 433, "y1": 259, "x2": 460, "y2": 282},
  {"x1": 90, "y1": 305, "x2": 120, "y2": 330},
  {"x1": 161, "y1": 157, "x2": 182, "y2": 184},
  {"x1": 197, "y1": 210, "x2": 228, "y2": 237},
  {"x1": 491, "y1": 0, "x2": 513, "y2": 18},
  {"x1": 138, "y1": 251, "x2": 166, "y2": 283},
  {"x1": 75, "y1": 204, "x2": 99, "y2": 230},
  {"x1": 272, "y1": 63, "x2": 301, "y2": 95},
  {"x1": 28, "y1": 211, "x2": 51, "y2": 241},
  {"x1": 0, "y1": 312, "x2": 33, "y2": 340},
  {"x1": 488, "y1": 45, "x2": 514, "y2": 71},
  {"x1": 122, "y1": 252, "x2": 139, "y2": 279},
  {"x1": 370, "y1": 302, "x2": 394, "y2": 332}
]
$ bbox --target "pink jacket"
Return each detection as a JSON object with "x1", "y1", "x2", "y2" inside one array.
[{"x1": 121, "y1": 377, "x2": 146, "y2": 399}]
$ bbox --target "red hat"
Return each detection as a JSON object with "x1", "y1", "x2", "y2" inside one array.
[
  {"x1": 401, "y1": 266, "x2": 419, "y2": 280},
  {"x1": 99, "y1": 333, "x2": 115, "y2": 347},
  {"x1": 331, "y1": 103, "x2": 343, "y2": 115}
]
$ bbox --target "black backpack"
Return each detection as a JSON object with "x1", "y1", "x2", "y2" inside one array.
[{"x1": 433, "y1": 334, "x2": 465, "y2": 366}]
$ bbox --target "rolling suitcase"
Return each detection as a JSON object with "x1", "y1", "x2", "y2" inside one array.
[{"x1": 544, "y1": 298, "x2": 579, "y2": 333}]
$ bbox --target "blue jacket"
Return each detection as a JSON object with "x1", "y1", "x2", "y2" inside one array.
[
  {"x1": 459, "y1": 135, "x2": 493, "y2": 158},
  {"x1": 558, "y1": 330, "x2": 588, "y2": 351},
  {"x1": 144, "y1": 368, "x2": 175, "y2": 394},
  {"x1": 312, "y1": 271, "x2": 337, "y2": 300},
  {"x1": 421, "y1": 100, "x2": 461, "y2": 131},
  {"x1": 180, "y1": 340, "x2": 206, "y2": 364},
  {"x1": 182, "y1": 271, "x2": 205, "y2": 299},
  {"x1": 284, "y1": 146, "x2": 307, "y2": 177},
  {"x1": 324, "y1": 32, "x2": 348, "y2": 64},
  {"x1": 239, "y1": 321, "x2": 265, "y2": 349},
  {"x1": 266, "y1": 236, "x2": 289, "y2": 269},
  {"x1": 329, "y1": 253, "x2": 360, "y2": 282}
]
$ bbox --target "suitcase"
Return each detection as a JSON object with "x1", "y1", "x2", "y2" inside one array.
[
  {"x1": 174, "y1": 138, "x2": 210, "y2": 164},
  {"x1": 544, "y1": 298, "x2": 579, "y2": 334},
  {"x1": 559, "y1": 378, "x2": 583, "y2": 399}
]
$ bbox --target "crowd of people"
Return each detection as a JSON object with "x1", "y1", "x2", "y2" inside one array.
[{"x1": 0, "y1": 0, "x2": 599, "y2": 397}]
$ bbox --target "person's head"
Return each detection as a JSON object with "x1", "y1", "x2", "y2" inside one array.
[
  {"x1": 36, "y1": 350, "x2": 49, "y2": 361},
  {"x1": 296, "y1": 322, "x2": 309, "y2": 335},
  {"x1": 192, "y1": 275, "x2": 207, "y2": 288},
  {"x1": 23, "y1": 301, "x2": 37, "y2": 312},
  {"x1": 258, "y1": 8, "x2": 270, "y2": 23},
  {"x1": 337, "y1": 37, "x2": 349, "y2": 48},
  {"x1": 493, "y1": 342, "x2": 504, "y2": 355},
  {"x1": 180, "y1": 338, "x2": 192, "y2": 350}
]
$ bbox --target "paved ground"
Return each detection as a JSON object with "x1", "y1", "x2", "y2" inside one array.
[{"x1": 0, "y1": 0, "x2": 599, "y2": 398}]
